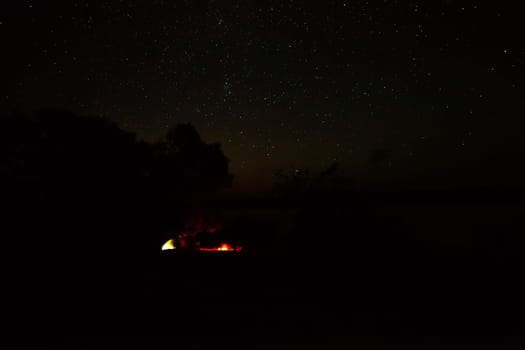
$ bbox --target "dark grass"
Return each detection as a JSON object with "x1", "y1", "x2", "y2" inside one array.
[
  {"x1": 13, "y1": 252, "x2": 525, "y2": 349},
  {"x1": 10, "y1": 189, "x2": 525, "y2": 349}
]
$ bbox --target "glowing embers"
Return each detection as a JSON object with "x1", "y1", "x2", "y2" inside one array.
[
  {"x1": 197, "y1": 243, "x2": 241, "y2": 252},
  {"x1": 161, "y1": 237, "x2": 242, "y2": 253},
  {"x1": 161, "y1": 239, "x2": 177, "y2": 251}
]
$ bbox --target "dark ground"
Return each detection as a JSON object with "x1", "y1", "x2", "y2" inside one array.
[
  {"x1": 10, "y1": 192, "x2": 525, "y2": 349},
  {"x1": 14, "y1": 252, "x2": 524, "y2": 349}
]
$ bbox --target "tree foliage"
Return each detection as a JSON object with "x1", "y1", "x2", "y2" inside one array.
[
  {"x1": 0, "y1": 110, "x2": 232, "y2": 256},
  {"x1": 272, "y1": 162, "x2": 352, "y2": 200}
]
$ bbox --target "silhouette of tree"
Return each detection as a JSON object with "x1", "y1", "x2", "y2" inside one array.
[
  {"x1": 0, "y1": 110, "x2": 233, "y2": 256},
  {"x1": 273, "y1": 167, "x2": 311, "y2": 199},
  {"x1": 369, "y1": 148, "x2": 391, "y2": 164},
  {"x1": 151, "y1": 123, "x2": 233, "y2": 203},
  {"x1": 166, "y1": 123, "x2": 202, "y2": 152},
  {"x1": 273, "y1": 161, "x2": 352, "y2": 200}
]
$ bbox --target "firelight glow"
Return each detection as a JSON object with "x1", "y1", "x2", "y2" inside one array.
[{"x1": 198, "y1": 243, "x2": 236, "y2": 252}]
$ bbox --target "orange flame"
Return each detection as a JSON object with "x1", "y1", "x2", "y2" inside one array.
[
  {"x1": 217, "y1": 243, "x2": 233, "y2": 251},
  {"x1": 197, "y1": 243, "x2": 239, "y2": 252}
]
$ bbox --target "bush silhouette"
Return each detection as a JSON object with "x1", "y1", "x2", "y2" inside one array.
[{"x1": 0, "y1": 110, "x2": 233, "y2": 256}]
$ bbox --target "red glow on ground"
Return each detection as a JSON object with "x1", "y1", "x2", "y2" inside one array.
[{"x1": 197, "y1": 243, "x2": 240, "y2": 252}]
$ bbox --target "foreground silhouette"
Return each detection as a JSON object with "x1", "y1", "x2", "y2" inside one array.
[{"x1": 1, "y1": 110, "x2": 232, "y2": 256}]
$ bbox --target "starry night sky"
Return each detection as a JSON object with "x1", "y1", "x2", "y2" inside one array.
[{"x1": 2, "y1": 1, "x2": 524, "y2": 192}]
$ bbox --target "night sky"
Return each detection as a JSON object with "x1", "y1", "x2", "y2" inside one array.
[{"x1": 2, "y1": 1, "x2": 524, "y2": 193}]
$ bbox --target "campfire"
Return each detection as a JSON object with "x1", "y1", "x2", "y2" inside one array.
[
  {"x1": 161, "y1": 213, "x2": 242, "y2": 253},
  {"x1": 161, "y1": 236, "x2": 242, "y2": 253}
]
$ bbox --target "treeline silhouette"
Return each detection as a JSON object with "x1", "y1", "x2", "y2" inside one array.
[
  {"x1": 221, "y1": 163, "x2": 525, "y2": 259},
  {"x1": 269, "y1": 164, "x2": 409, "y2": 258},
  {"x1": 1, "y1": 110, "x2": 233, "y2": 256}
]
